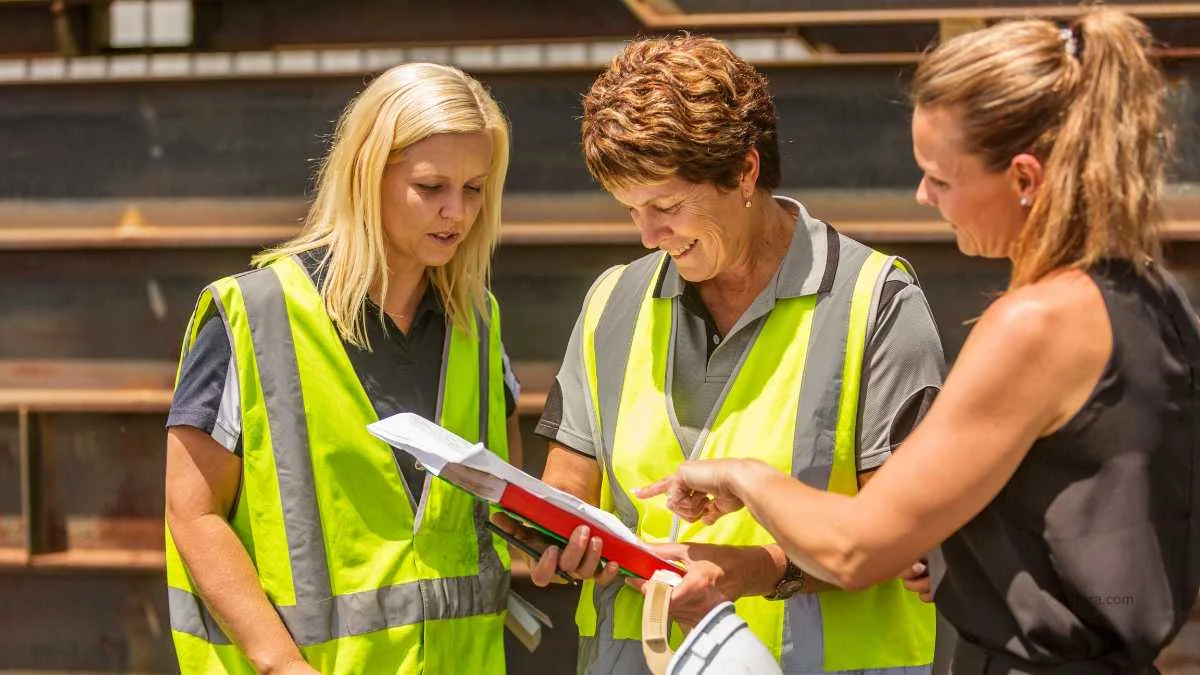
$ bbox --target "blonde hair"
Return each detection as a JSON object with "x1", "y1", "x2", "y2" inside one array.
[
  {"x1": 581, "y1": 34, "x2": 780, "y2": 192},
  {"x1": 911, "y1": 9, "x2": 1170, "y2": 289},
  {"x1": 254, "y1": 62, "x2": 510, "y2": 348}
]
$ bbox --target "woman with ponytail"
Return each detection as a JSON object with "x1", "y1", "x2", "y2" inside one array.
[{"x1": 643, "y1": 10, "x2": 1200, "y2": 673}]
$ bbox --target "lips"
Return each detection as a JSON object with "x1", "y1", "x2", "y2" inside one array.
[
  {"x1": 666, "y1": 239, "x2": 698, "y2": 257},
  {"x1": 428, "y1": 231, "x2": 462, "y2": 245}
]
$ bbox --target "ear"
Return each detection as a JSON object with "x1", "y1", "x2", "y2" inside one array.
[
  {"x1": 1008, "y1": 152, "x2": 1044, "y2": 201},
  {"x1": 740, "y1": 148, "x2": 761, "y2": 199}
]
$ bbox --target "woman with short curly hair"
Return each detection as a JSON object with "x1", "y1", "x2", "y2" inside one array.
[{"x1": 496, "y1": 34, "x2": 944, "y2": 674}]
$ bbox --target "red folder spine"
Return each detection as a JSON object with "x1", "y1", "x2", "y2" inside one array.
[{"x1": 498, "y1": 483, "x2": 680, "y2": 580}]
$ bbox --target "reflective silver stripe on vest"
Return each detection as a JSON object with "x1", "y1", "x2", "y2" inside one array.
[
  {"x1": 471, "y1": 305, "x2": 505, "y2": 579},
  {"x1": 169, "y1": 586, "x2": 233, "y2": 645},
  {"x1": 782, "y1": 232, "x2": 926, "y2": 674},
  {"x1": 170, "y1": 572, "x2": 510, "y2": 646},
  {"x1": 593, "y1": 254, "x2": 664, "y2": 530},
  {"x1": 580, "y1": 583, "x2": 652, "y2": 675},
  {"x1": 790, "y1": 226, "x2": 873, "y2": 491},
  {"x1": 581, "y1": 254, "x2": 666, "y2": 674},
  {"x1": 169, "y1": 270, "x2": 507, "y2": 647},
  {"x1": 239, "y1": 266, "x2": 333, "y2": 606}
]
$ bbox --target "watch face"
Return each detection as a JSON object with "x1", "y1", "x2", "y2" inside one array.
[{"x1": 777, "y1": 578, "x2": 807, "y2": 597}]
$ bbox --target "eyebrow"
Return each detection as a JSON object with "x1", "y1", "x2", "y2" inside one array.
[
  {"x1": 622, "y1": 194, "x2": 682, "y2": 209},
  {"x1": 410, "y1": 171, "x2": 489, "y2": 183},
  {"x1": 914, "y1": 157, "x2": 945, "y2": 180}
]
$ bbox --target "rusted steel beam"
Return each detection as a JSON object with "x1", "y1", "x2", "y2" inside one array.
[
  {"x1": 621, "y1": 0, "x2": 1200, "y2": 29},
  {"x1": 0, "y1": 359, "x2": 557, "y2": 415},
  {"x1": 0, "y1": 192, "x2": 1198, "y2": 249},
  {"x1": 16, "y1": 406, "x2": 33, "y2": 566}
]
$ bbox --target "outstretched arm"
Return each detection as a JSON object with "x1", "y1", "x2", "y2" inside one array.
[{"x1": 640, "y1": 274, "x2": 1111, "y2": 589}]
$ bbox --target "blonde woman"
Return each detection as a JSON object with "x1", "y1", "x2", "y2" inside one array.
[
  {"x1": 647, "y1": 10, "x2": 1200, "y2": 674},
  {"x1": 163, "y1": 63, "x2": 521, "y2": 675}
]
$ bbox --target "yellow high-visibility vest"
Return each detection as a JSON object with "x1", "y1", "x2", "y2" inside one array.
[
  {"x1": 165, "y1": 256, "x2": 510, "y2": 674},
  {"x1": 574, "y1": 231, "x2": 935, "y2": 673}
]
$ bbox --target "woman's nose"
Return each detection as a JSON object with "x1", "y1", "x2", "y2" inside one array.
[
  {"x1": 915, "y1": 177, "x2": 935, "y2": 207},
  {"x1": 637, "y1": 214, "x2": 672, "y2": 250}
]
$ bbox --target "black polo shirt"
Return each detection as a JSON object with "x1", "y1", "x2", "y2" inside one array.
[{"x1": 167, "y1": 252, "x2": 519, "y2": 499}]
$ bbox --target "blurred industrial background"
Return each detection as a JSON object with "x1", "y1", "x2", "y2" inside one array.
[{"x1": 0, "y1": 0, "x2": 1198, "y2": 672}]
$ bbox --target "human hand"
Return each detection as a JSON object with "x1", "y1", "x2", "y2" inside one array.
[
  {"x1": 627, "y1": 542, "x2": 772, "y2": 631},
  {"x1": 635, "y1": 459, "x2": 768, "y2": 525},
  {"x1": 899, "y1": 560, "x2": 932, "y2": 603},
  {"x1": 489, "y1": 512, "x2": 619, "y2": 587}
]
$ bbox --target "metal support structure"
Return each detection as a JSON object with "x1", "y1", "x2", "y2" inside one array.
[{"x1": 619, "y1": 0, "x2": 1200, "y2": 29}]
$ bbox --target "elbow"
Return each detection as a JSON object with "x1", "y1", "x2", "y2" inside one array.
[
  {"x1": 822, "y1": 549, "x2": 875, "y2": 592},
  {"x1": 831, "y1": 564, "x2": 875, "y2": 592},
  {"x1": 814, "y1": 527, "x2": 881, "y2": 591}
]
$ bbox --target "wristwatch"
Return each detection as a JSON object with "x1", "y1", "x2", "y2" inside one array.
[{"x1": 765, "y1": 560, "x2": 807, "y2": 601}]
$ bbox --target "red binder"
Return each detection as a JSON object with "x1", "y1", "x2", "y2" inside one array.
[
  {"x1": 436, "y1": 461, "x2": 682, "y2": 580},
  {"x1": 497, "y1": 482, "x2": 683, "y2": 581}
]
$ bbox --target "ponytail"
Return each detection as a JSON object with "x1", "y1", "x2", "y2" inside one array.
[{"x1": 911, "y1": 9, "x2": 1170, "y2": 289}]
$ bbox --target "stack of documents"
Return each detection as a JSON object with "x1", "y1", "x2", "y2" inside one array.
[{"x1": 367, "y1": 412, "x2": 683, "y2": 580}]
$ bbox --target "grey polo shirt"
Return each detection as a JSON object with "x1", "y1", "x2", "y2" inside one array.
[{"x1": 536, "y1": 196, "x2": 946, "y2": 472}]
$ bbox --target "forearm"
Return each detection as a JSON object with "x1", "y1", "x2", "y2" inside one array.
[
  {"x1": 170, "y1": 513, "x2": 307, "y2": 674},
  {"x1": 541, "y1": 442, "x2": 602, "y2": 506},
  {"x1": 733, "y1": 462, "x2": 887, "y2": 590},
  {"x1": 505, "y1": 414, "x2": 524, "y2": 471}
]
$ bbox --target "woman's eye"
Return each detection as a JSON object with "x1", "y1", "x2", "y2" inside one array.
[
  {"x1": 928, "y1": 176, "x2": 949, "y2": 189},
  {"x1": 656, "y1": 204, "x2": 681, "y2": 214},
  {"x1": 417, "y1": 184, "x2": 441, "y2": 192},
  {"x1": 465, "y1": 184, "x2": 483, "y2": 194}
]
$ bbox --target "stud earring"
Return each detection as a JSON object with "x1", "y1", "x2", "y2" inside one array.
[
  {"x1": 744, "y1": 199, "x2": 752, "y2": 208},
  {"x1": 1019, "y1": 195, "x2": 1032, "y2": 208}
]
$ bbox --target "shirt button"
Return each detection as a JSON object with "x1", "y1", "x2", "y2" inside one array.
[{"x1": 712, "y1": 334, "x2": 721, "y2": 345}]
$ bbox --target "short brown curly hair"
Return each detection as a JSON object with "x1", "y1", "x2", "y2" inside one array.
[{"x1": 581, "y1": 35, "x2": 781, "y2": 192}]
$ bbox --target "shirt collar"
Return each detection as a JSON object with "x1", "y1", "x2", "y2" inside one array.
[
  {"x1": 301, "y1": 246, "x2": 445, "y2": 322},
  {"x1": 652, "y1": 195, "x2": 836, "y2": 300}
]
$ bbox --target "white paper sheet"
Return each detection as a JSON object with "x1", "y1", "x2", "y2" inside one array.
[{"x1": 367, "y1": 412, "x2": 645, "y2": 547}]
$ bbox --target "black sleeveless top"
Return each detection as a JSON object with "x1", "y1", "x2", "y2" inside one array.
[{"x1": 929, "y1": 260, "x2": 1200, "y2": 674}]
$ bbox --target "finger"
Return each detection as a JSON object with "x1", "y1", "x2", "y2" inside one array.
[
  {"x1": 902, "y1": 577, "x2": 931, "y2": 595},
  {"x1": 644, "y1": 542, "x2": 690, "y2": 562},
  {"x1": 665, "y1": 494, "x2": 709, "y2": 521},
  {"x1": 898, "y1": 561, "x2": 927, "y2": 581},
  {"x1": 489, "y1": 511, "x2": 518, "y2": 533},
  {"x1": 634, "y1": 477, "x2": 674, "y2": 499},
  {"x1": 575, "y1": 536, "x2": 605, "y2": 578},
  {"x1": 920, "y1": 592, "x2": 933, "y2": 603},
  {"x1": 701, "y1": 505, "x2": 729, "y2": 526},
  {"x1": 557, "y1": 526, "x2": 592, "y2": 572},
  {"x1": 530, "y1": 546, "x2": 561, "y2": 587},
  {"x1": 594, "y1": 561, "x2": 621, "y2": 587},
  {"x1": 625, "y1": 577, "x2": 646, "y2": 593}
]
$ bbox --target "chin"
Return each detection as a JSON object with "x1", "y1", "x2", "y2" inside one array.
[
  {"x1": 420, "y1": 250, "x2": 459, "y2": 269},
  {"x1": 673, "y1": 257, "x2": 716, "y2": 283}
]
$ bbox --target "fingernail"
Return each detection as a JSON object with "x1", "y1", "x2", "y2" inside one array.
[
  {"x1": 591, "y1": 537, "x2": 602, "y2": 551},
  {"x1": 912, "y1": 562, "x2": 927, "y2": 574}
]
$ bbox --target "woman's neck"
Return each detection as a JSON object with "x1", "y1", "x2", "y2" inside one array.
[
  {"x1": 374, "y1": 258, "x2": 429, "y2": 332},
  {"x1": 698, "y1": 197, "x2": 795, "y2": 334}
]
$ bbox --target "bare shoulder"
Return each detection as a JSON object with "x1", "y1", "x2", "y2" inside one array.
[
  {"x1": 972, "y1": 269, "x2": 1112, "y2": 432},
  {"x1": 980, "y1": 269, "x2": 1108, "y2": 353}
]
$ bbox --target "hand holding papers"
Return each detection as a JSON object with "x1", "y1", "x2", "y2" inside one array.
[{"x1": 367, "y1": 412, "x2": 684, "y2": 580}]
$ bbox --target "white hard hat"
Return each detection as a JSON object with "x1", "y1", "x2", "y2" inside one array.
[{"x1": 666, "y1": 602, "x2": 782, "y2": 675}]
